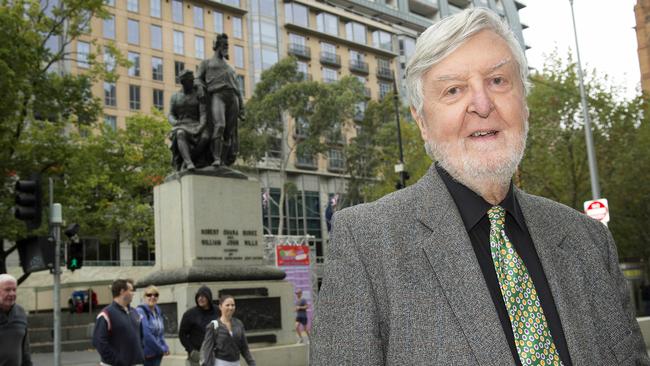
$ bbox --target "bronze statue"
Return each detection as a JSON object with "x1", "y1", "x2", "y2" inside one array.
[
  {"x1": 169, "y1": 69, "x2": 211, "y2": 171},
  {"x1": 195, "y1": 33, "x2": 244, "y2": 167}
]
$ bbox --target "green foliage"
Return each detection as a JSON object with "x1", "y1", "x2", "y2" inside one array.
[
  {"x1": 520, "y1": 53, "x2": 650, "y2": 260},
  {"x1": 241, "y1": 57, "x2": 365, "y2": 234},
  {"x1": 345, "y1": 95, "x2": 430, "y2": 203}
]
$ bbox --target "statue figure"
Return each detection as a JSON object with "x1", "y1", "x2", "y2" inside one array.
[
  {"x1": 168, "y1": 69, "x2": 210, "y2": 171},
  {"x1": 195, "y1": 33, "x2": 244, "y2": 167}
]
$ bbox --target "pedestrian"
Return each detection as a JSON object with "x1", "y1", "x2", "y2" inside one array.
[
  {"x1": 199, "y1": 295, "x2": 255, "y2": 366},
  {"x1": 93, "y1": 279, "x2": 144, "y2": 366},
  {"x1": 0, "y1": 274, "x2": 32, "y2": 366},
  {"x1": 311, "y1": 7, "x2": 648, "y2": 365},
  {"x1": 294, "y1": 289, "x2": 309, "y2": 343},
  {"x1": 179, "y1": 286, "x2": 218, "y2": 366},
  {"x1": 136, "y1": 285, "x2": 170, "y2": 366}
]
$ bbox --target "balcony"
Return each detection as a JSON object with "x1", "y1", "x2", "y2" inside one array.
[
  {"x1": 349, "y1": 60, "x2": 369, "y2": 75},
  {"x1": 295, "y1": 154, "x2": 318, "y2": 170},
  {"x1": 377, "y1": 67, "x2": 394, "y2": 80},
  {"x1": 320, "y1": 52, "x2": 341, "y2": 68},
  {"x1": 408, "y1": 0, "x2": 438, "y2": 18},
  {"x1": 288, "y1": 43, "x2": 311, "y2": 60}
]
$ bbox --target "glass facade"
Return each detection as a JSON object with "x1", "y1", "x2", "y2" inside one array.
[
  {"x1": 317, "y1": 12, "x2": 338, "y2": 36},
  {"x1": 285, "y1": 3, "x2": 308, "y2": 27},
  {"x1": 128, "y1": 52, "x2": 140, "y2": 77},
  {"x1": 173, "y1": 30, "x2": 184, "y2": 54},
  {"x1": 250, "y1": 0, "x2": 279, "y2": 82},
  {"x1": 103, "y1": 15, "x2": 115, "y2": 39},
  {"x1": 128, "y1": 19, "x2": 140, "y2": 45},
  {"x1": 345, "y1": 22, "x2": 366, "y2": 44},
  {"x1": 150, "y1": 0, "x2": 161, "y2": 17},
  {"x1": 152, "y1": 57, "x2": 163, "y2": 81},
  {"x1": 150, "y1": 25, "x2": 162, "y2": 50},
  {"x1": 129, "y1": 84, "x2": 141, "y2": 110},
  {"x1": 77, "y1": 41, "x2": 90, "y2": 68}
]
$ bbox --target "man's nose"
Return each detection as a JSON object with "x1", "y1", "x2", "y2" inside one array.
[{"x1": 467, "y1": 86, "x2": 494, "y2": 118}]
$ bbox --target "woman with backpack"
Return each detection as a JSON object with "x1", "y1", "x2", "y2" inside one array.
[{"x1": 136, "y1": 285, "x2": 170, "y2": 366}]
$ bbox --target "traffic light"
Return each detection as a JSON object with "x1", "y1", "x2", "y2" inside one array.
[
  {"x1": 67, "y1": 241, "x2": 83, "y2": 271},
  {"x1": 14, "y1": 174, "x2": 42, "y2": 230},
  {"x1": 17, "y1": 236, "x2": 54, "y2": 274},
  {"x1": 65, "y1": 223, "x2": 83, "y2": 271}
]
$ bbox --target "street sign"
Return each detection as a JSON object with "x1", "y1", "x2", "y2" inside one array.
[{"x1": 584, "y1": 198, "x2": 609, "y2": 224}]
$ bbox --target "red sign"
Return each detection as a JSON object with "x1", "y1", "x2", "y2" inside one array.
[
  {"x1": 584, "y1": 198, "x2": 609, "y2": 223},
  {"x1": 276, "y1": 245, "x2": 310, "y2": 266}
]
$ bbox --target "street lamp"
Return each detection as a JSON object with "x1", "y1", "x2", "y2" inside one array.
[{"x1": 569, "y1": 0, "x2": 601, "y2": 199}]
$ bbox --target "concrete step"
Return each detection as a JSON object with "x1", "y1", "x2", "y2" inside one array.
[
  {"x1": 30, "y1": 324, "x2": 93, "y2": 343},
  {"x1": 28, "y1": 310, "x2": 101, "y2": 328},
  {"x1": 31, "y1": 339, "x2": 94, "y2": 353}
]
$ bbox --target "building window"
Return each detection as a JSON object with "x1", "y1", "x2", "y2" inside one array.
[
  {"x1": 259, "y1": 19, "x2": 276, "y2": 45},
  {"x1": 379, "y1": 82, "x2": 391, "y2": 98},
  {"x1": 399, "y1": 36, "x2": 416, "y2": 60},
  {"x1": 105, "y1": 0, "x2": 115, "y2": 6},
  {"x1": 296, "y1": 150, "x2": 317, "y2": 168},
  {"x1": 127, "y1": 0, "x2": 138, "y2": 12},
  {"x1": 104, "y1": 115, "x2": 117, "y2": 130},
  {"x1": 234, "y1": 45, "x2": 244, "y2": 68},
  {"x1": 346, "y1": 22, "x2": 366, "y2": 44},
  {"x1": 104, "y1": 47, "x2": 116, "y2": 72},
  {"x1": 172, "y1": 0, "x2": 183, "y2": 23},
  {"x1": 297, "y1": 60, "x2": 308, "y2": 80},
  {"x1": 128, "y1": 52, "x2": 140, "y2": 77},
  {"x1": 174, "y1": 61, "x2": 185, "y2": 83},
  {"x1": 328, "y1": 148, "x2": 344, "y2": 171},
  {"x1": 372, "y1": 30, "x2": 392, "y2": 51},
  {"x1": 214, "y1": 11, "x2": 223, "y2": 33},
  {"x1": 193, "y1": 6, "x2": 204, "y2": 29},
  {"x1": 236, "y1": 74, "x2": 245, "y2": 97},
  {"x1": 150, "y1": 0, "x2": 161, "y2": 17},
  {"x1": 195, "y1": 36, "x2": 204, "y2": 59},
  {"x1": 316, "y1": 12, "x2": 338, "y2": 36},
  {"x1": 285, "y1": 3, "x2": 308, "y2": 27},
  {"x1": 232, "y1": 16, "x2": 243, "y2": 39},
  {"x1": 77, "y1": 41, "x2": 90, "y2": 68},
  {"x1": 103, "y1": 15, "x2": 115, "y2": 39},
  {"x1": 260, "y1": 48, "x2": 278, "y2": 70},
  {"x1": 150, "y1": 25, "x2": 162, "y2": 50},
  {"x1": 104, "y1": 82, "x2": 116, "y2": 106},
  {"x1": 153, "y1": 89, "x2": 164, "y2": 110},
  {"x1": 322, "y1": 67, "x2": 337, "y2": 83},
  {"x1": 223, "y1": 0, "x2": 240, "y2": 6},
  {"x1": 129, "y1": 85, "x2": 141, "y2": 110},
  {"x1": 173, "y1": 30, "x2": 184, "y2": 54},
  {"x1": 152, "y1": 56, "x2": 163, "y2": 81},
  {"x1": 128, "y1": 19, "x2": 139, "y2": 45}
]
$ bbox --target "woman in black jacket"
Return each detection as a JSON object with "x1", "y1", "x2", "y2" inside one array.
[{"x1": 200, "y1": 295, "x2": 255, "y2": 366}]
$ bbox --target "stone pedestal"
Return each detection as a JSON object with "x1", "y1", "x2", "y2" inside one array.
[{"x1": 154, "y1": 173, "x2": 265, "y2": 270}]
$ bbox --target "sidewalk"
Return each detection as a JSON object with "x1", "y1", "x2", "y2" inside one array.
[{"x1": 31, "y1": 350, "x2": 99, "y2": 366}]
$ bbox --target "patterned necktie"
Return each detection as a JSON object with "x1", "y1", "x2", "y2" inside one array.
[{"x1": 487, "y1": 205, "x2": 563, "y2": 366}]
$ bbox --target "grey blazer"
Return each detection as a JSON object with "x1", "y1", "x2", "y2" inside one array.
[{"x1": 311, "y1": 165, "x2": 649, "y2": 365}]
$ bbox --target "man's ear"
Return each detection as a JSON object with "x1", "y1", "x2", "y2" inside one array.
[{"x1": 410, "y1": 106, "x2": 429, "y2": 141}]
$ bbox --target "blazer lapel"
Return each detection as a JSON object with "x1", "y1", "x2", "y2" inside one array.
[
  {"x1": 516, "y1": 190, "x2": 596, "y2": 365},
  {"x1": 414, "y1": 167, "x2": 514, "y2": 366}
]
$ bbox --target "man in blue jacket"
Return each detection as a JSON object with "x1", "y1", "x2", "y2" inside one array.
[{"x1": 93, "y1": 279, "x2": 144, "y2": 366}]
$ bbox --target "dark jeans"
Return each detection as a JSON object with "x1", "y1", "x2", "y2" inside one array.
[{"x1": 144, "y1": 356, "x2": 163, "y2": 366}]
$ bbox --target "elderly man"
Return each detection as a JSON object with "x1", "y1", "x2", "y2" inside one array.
[
  {"x1": 0, "y1": 274, "x2": 31, "y2": 366},
  {"x1": 311, "y1": 8, "x2": 648, "y2": 366}
]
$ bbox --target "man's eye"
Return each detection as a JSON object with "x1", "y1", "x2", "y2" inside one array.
[
  {"x1": 492, "y1": 77, "x2": 505, "y2": 86},
  {"x1": 445, "y1": 87, "x2": 460, "y2": 96}
]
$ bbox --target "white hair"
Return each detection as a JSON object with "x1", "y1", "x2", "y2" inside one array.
[
  {"x1": 0, "y1": 274, "x2": 17, "y2": 285},
  {"x1": 405, "y1": 7, "x2": 529, "y2": 118}
]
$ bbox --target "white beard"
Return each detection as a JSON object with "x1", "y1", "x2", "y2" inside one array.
[{"x1": 425, "y1": 121, "x2": 528, "y2": 197}]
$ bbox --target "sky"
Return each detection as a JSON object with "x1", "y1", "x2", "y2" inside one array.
[{"x1": 520, "y1": 0, "x2": 640, "y2": 99}]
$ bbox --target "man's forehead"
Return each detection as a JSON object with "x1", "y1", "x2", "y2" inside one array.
[{"x1": 431, "y1": 58, "x2": 513, "y2": 81}]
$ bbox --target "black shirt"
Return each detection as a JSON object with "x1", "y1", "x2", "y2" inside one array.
[{"x1": 437, "y1": 165, "x2": 572, "y2": 366}]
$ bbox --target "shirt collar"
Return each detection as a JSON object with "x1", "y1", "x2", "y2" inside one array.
[{"x1": 436, "y1": 164, "x2": 525, "y2": 231}]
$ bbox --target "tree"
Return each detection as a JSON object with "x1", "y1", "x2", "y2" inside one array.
[
  {"x1": 521, "y1": 53, "x2": 650, "y2": 260},
  {"x1": 0, "y1": 0, "x2": 130, "y2": 271},
  {"x1": 241, "y1": 57, "x2": 365, "y2": 235}
]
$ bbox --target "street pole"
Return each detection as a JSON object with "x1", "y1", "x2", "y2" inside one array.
[
  {"x1": 569, "y1": 0, "x2": 601, "y2": 199},
  {"x1": 392, "y1": 75, "x2": 406, "y2": 189},
  {"x1": 50, "y1": 177, "x2": 62, "y2": 366}
]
